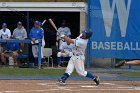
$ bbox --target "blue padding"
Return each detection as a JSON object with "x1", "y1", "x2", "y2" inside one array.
[{"x1": 18, "y1": 55, "x2": 28, "y2": 59}]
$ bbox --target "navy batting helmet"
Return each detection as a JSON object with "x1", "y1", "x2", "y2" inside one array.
[{"x1": 82, "y1": 30, "x2": 93, "y2": 39}]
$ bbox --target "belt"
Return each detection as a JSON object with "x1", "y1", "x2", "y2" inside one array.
[{"x1": 73, "y1": 53, "x2": 83, "y2": 56}]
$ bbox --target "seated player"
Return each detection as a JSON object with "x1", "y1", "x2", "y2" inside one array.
[
  {"x1": 0, "y1": 42, "x2": 20, "y2": 65},
  {"x1": 13, "y1": 21, "x2": 27, "y2": 40},
  {"x1": 115, "y1": 60, "x2": 140, "y2": 68},
  {"x1": 0, "y1": 23, "x2": 11, "y2": 39},
  {"x1": 13, "y1": 21, "x2": 28, "y2": 53},
  {"x1": 57, "y1": 41, "x2": 73, "y2": 67}
]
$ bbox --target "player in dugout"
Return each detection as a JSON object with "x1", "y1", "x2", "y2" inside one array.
[
  {"x1": 57, "y1": 41, "x2": 73, "y2": 67},
  {"x1": 0, "y1": 23, "x2": 11, "y2": 39},
  {"x1": 29, "y1": 21, "x2": 45, "y2": 67},
  {"x1": 56, "y1": 20, "x2": 71, "y2": 48},
  {"x1": 0, "y1": 41, "x2": 20, "y2": 66}
]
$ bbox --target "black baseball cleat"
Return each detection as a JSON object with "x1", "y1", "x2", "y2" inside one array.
[
  {"x1": 115, "y1": 60, "x2": 126, "y2": 68},
  {"x1": 93, "y1": 76, "x2": 100, "y2": 86},
  {"x1": 58, "y1": 79, "x2": 66, "y2": 86}
]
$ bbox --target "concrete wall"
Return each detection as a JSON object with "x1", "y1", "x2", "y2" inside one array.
[
  {"x1": 90, "y1": 58, "x2": 114, "y2": 68},
  {"x1": 80, "y1": 12, "x2": 86, "y2": 33}
]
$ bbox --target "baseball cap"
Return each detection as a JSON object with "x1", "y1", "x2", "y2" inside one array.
[
  {"x1": 34, "y1": 21, "x2": 40, "y2": 25},
  {"x1": 17, "y1": 21, "x2": 22, "y2": 25}
]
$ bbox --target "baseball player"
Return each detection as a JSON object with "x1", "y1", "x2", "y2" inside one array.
[
  {"x1": 0, "y1": 23, "x2": 11, "y2": 39},
  {"x1": 59, "y1": 30, "x2": 100, "y2": 86},
  {"x1": 1, "y1": 42, "x2": 20, "y2": 65},
  {"x1": 115, "y1": 60, "x2": 140, "y2": 68},
  {"x1": 57, "y1": 41, "x2": 73, "y2": 67},
  {"x1": 13, "y1": 21, "x2": 27, "y2": 51},
  {"x1": 13, "y1": 21, "x2": 27, "y2": 39},
  {"x1": 56, "y1": 20, "x2": 71, "y2": 48},
  {"x1": 29, "y1": 21, "x2": 45, "y2": 67}
]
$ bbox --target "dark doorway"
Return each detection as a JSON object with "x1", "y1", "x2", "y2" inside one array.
[
  {"x1": 0, "y1": 11, "x2": 80, "y2": 46},
  {"x1": 0, "y1": 11, "x2": 80, "y2": 66}
]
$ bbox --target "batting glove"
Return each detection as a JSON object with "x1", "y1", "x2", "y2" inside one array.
[{"x1": 60, "y1": 35, "x2": 65, "y2": 38}]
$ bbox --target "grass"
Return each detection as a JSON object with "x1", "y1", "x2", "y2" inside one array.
[
  {"x1": 0, "y1": 68, "x2": 78, "y2": 76},
  {"x1": 121, "y1": 71, "x2": 140, "y2": 78}
]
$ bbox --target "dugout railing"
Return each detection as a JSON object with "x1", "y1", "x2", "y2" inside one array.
[{"x1": 0, "y1": 39, "x2": 42, "y2": 69}]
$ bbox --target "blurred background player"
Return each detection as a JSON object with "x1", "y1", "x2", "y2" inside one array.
[
  {"x1": 0, "y1": 23, "x2": 11, "y2": 65},
  {"x1": 57, "y1": 41, "x2": 73, "y2": 67},
  {"x1": 1, "y1": 42, "x2": 20, "y2": 65},
  {"x1": 115, "y1": 60, "x2": 140, "y2": 68},
  {"x1": 13, "y1": 21, "x2": 27, "y2": 40},
  {"x1": 56, "y1": 20, "x2": 71, "y2": 49},
  {"x1": 0, "y1": 23, "x2": 11, "y2": 39},
  {"x1": 13, "y1": 21, "x2": 27, "y2": 51},
  {"x1": 29, "y1": 21, "x2": 45, "y2": 67},
  {"x1": 59, "y1": 30, "x2": 100, "y2": 86}
]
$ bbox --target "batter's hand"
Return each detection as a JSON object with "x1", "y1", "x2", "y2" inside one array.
[
  {"x1": 60, "y1": 35, "x2": 65, "y2": 38},
  {"x1": 60, "y1": 35, "x2": 65, "y2": 41}
]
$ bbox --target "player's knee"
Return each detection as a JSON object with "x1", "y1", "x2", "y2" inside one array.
[{"x1": 57, "y1": 52, "x2": 61, "y2": 57}]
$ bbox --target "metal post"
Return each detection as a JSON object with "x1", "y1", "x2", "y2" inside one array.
[
  {"x1": 38, "y1": 40, "x2": 42, "y2": 69},
  {"x1": 87, "y1": 0, "x2": 91, "y2": 68},
  {"x1": 27, "y1": 11, "x2": 29, "y2": 34}
]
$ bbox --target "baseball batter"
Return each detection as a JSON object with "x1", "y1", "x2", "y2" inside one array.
[
  {"x1": 59, "y1": 30, "x2": 100, "y2": 86},
  {"x1": 57, "y1": 41, "x2": 73, "y2": 67},
  {"x1": 29, "y1": 21, "x2": 45, "y2": 66}
]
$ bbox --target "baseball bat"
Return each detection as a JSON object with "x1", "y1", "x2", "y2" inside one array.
[
  {"x1": 42, "y1": 19, "x2": 46, "y2": 26},
  {"x1": 48, "y1": 18, "x2": 58, "y2": 32}
]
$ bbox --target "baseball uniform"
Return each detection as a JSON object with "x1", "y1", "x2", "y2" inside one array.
[
  {"x1": 59, "y1": 31, "x2": 100, "y2": 86},
  {"x1": 57, "y1": 27, "x2": 71, "y2": 47},
  {"x1": 29, "y1": 21, "x2": 45, "y2": 66},
  {"x1": 57, "y1": 42, "x2": 73, "y2": 66}
]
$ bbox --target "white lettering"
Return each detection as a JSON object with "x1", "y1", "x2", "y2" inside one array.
[
  {"x1": 111, "y1": 42, "x2": 116, "y2": 50},
  {"x1": 92, "y1": 42, "x2": 97, "y2": 49},
  {"x1": 100, "y1": 0, "x2": 131, "y2": 37},
  {"x1": 117, "y1": 42, "x2": 123, "y2": 50},
  {"x1": 92, "y1": 41, "x2": 140, "y2": 50},
  {"x1": 98, "y1": 42, "x2": 104, "y2": 49},
  {"x1": 105, "y1": 42, "x2": 110, "y2": 50},
  {"x1": 124, "y1": 42, "x2": 130, "y2": 50}
]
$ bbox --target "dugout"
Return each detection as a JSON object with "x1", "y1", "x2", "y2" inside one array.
[{"x1": 0, "y1": 2, "x2": 87, "y2": 65}]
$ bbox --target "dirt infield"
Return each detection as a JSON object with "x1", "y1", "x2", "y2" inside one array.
[{"x1": 0, "y1": 80, "x2": 139, "y2": 93}]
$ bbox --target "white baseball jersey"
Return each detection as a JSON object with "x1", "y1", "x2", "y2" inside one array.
[
  {"x1": 57, "y1": 27, "x2": 71, "y2": 46},
  {"x1": 59, "y1": 42, "x2": 73, "y2": 53},
  {"x1": 65, "y1": 34, "x2": 88, "y2": 77},
  {"x1": 0, "y1": 28, "x2": 11, "y2": 39},
  {"x1": 72, "y1": 35, "x2": 88, "y2": 56},
  {"x1": 13, "y1": 27, "x2": 27, "y2": 39}
]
